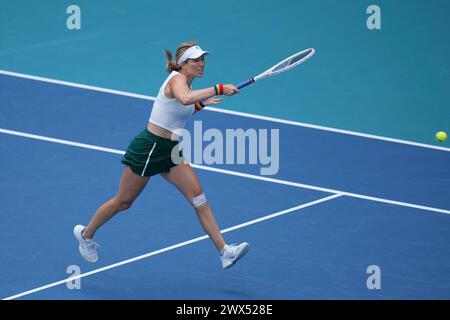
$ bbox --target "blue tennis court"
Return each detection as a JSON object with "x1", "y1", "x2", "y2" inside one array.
[
  {"x1": 1, "y1": 0, "x2": 449, "y2": 300},
  {"x1": 1, "y1": 73, "x2": 449, "y2": 300}
]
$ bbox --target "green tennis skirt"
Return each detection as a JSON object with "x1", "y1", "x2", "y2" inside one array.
[{"x1": 121, "y1": 128, "x2": 184, "y2": 177}]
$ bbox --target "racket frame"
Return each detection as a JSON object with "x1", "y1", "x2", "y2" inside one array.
[{"x1": 236, "y1": 48, "x2": 315, "y2": 89}]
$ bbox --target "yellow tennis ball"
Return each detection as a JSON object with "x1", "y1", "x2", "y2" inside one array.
[{"x1": 436, "y1": 131, "x2": 447, "y2": 142}]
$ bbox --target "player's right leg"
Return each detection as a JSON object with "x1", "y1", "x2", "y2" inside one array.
[{"x1": 74, "y1": 166, "x2": 150, "y2": 262}]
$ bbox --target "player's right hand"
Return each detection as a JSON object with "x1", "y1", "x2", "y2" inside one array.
[{"x1": 223, "y1": 84, "x2": 240, "y2": 96}]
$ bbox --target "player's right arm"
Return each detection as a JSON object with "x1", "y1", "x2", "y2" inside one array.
[{"x1": 168, "y1": 75, "x2": 239, "y2": 105}]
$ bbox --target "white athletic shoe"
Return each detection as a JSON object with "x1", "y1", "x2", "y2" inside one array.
[
  {"x1": 73, "y1": 225, "x2": 100, "y2": 263},
  {"x1": 220, "y1": 242, "x2": 250, "y2": 269}
]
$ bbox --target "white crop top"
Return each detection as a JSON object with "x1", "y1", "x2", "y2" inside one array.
[{"x1": 149, "y1": 71, "x2": 195, "y2": 133}]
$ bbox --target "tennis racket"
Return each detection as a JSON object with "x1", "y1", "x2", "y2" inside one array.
[{"x1": 236, "y1": 48, "x2": 316, "y2": 89}]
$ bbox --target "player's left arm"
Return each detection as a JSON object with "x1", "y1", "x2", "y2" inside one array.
[{"x1": 192, "y1": 97, "x2": 223, "y2": 114}]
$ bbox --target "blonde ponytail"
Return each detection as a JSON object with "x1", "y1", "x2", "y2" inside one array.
[
  {"x1": 164, "y1": 49, "x2": 181, "y2": 72},
  {"x1": 163, "y1": 41, "x2": 198, "y2": 73}
]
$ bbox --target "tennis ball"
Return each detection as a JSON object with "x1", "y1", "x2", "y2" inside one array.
[{"x1": 436, "y1": 131, "x2": 447, "y2": 142}]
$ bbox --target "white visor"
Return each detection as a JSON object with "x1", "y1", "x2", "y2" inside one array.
[{"x1": 177, "y1": 45, "x2": 209, "y2": 65}]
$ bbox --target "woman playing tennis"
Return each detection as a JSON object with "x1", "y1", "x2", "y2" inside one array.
[{"x1": 74, "y1": 41, "x2": 249, "y2": 269}]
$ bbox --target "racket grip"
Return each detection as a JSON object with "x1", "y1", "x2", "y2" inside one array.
[{"x1": 236, "y1": 78, "x2": 255, "y2": 89}]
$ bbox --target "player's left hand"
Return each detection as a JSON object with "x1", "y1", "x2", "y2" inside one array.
[{"x1": 203, "y1": 97, "x2": 223, "y2": 106}]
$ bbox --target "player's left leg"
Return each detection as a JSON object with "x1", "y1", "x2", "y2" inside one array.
[
  {"x1": 160, "y1": 163, "x2": 225, "y2": 251},
  {"x1": 160, "y1": 163, "x2": 249, "y2": 269}
]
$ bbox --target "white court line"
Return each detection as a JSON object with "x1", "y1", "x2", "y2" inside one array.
[
  {"x1": 2, "y1": 194, "x2": 342, "y2": 300},
  {"x1": 0, "y1": 69, "x2": 153, "y2": 101},
  {"x1": 1, "y1": 128, "x2": 449, "y2": 215},
  {"x1": 1, "y1": 69, "x2": 449, "y2": 152},
  {"x1": 0, "y1": 128, "x2": 125, "y2": 155},
  {"x1": 205, "y1": 107, "x2": 450, "y2": 152},
  {"x1": 193, "y1": 165, "x2": 450, "y2": 215}
]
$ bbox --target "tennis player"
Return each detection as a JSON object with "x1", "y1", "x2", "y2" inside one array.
[{"x1": 74, "y1": 41, "x2": 249, "y2": 269}]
